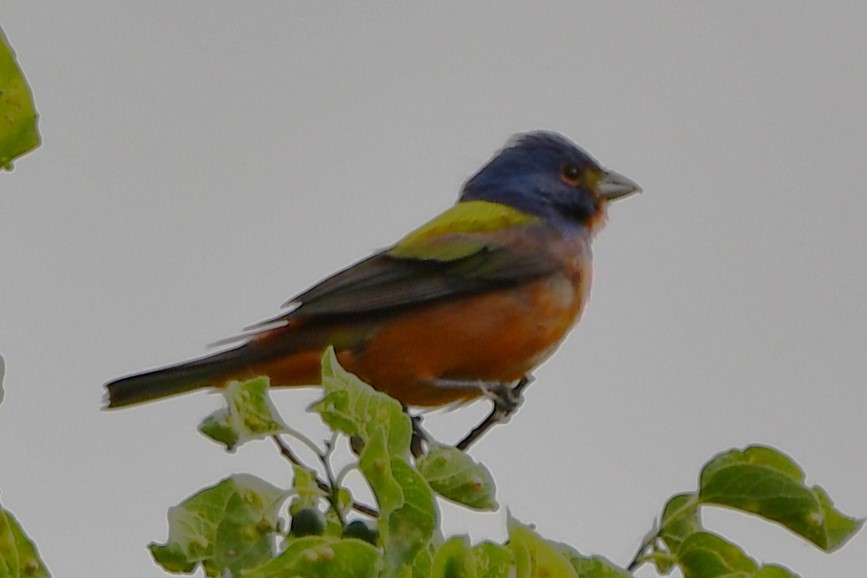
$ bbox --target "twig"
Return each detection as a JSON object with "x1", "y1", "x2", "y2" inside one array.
[
  {"x1": 626, "y1": 522, "x2": 661, "y2": 571},
  {"x1": 271, "y1": 434, "x2": 379, "y2": 518},
  {"x1": 272, "y1": 433, "x2": 306, "y2": 467}
]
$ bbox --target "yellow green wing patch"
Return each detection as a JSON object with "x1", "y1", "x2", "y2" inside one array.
[{"x1": 389, "y1": 201, "x2": 537, "y2": 261}]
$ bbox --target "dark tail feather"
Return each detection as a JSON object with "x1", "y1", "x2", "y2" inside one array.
[{"x1": 105, "y1": 346, "x2": 253, "y2": 408}]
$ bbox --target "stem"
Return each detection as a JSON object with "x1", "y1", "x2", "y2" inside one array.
[
  {"x1": 627, "y1": 494, "x2": 700, "y2": 570},
  {"x1": 280, "y1": 423, "x2": 326, "y2": 457},
  {"x1": 626, "y1": 523, "x2": 661, "y2": 571},
  {"x1": 271, "y1": 434, "x2": 379, "y2": 518},
  {"x1": 335, "y1": 462, "x2": 358, "y2": 488},
  {"x1": 320, "y1": 436, "x2": 346, "y2": 526}
]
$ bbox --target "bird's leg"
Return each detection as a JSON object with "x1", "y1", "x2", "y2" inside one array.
[
  {"x1": 410, "y1": 413, "x2": 432, "y2": 458},
  {"x1": 456, "y1": 375, "x2": 533, "y2": 451},
  {"x1": 398, "y1": 402, "x2": 434, "y2": 458}
]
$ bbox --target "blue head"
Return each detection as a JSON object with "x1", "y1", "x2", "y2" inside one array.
[{"x1": 460, "y1": 131, "x2": 640, "y2": 227}]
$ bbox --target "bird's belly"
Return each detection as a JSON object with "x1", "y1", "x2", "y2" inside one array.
[{"x1": 338, "y1": 273, "x2": 588, "y2": 406}]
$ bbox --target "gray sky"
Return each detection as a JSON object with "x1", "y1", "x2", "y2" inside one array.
[{"x1": 2, "y1": 2, "x2": 865, "y2": 576}]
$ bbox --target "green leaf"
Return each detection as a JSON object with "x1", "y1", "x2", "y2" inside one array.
[
  {"x1": 358, "y1": 425, "x2": 404, "y2": 522},
  {"x1": 674, "y1": 532, "x2": 796, "y2": 578},
  {"x1": 699, "y1": 445, "x2": 863, "y2": 551},
  {"x1": 0, "y1": 28, "x2": 40, "y2": 170},
  {"x1": 411, "y1": 546, "x2": 434, "y2": 578},
  {"x1": 659, "y1": 492, "x2": 702, "y2": 553},
  {"x1": 432, "y1": 536, "x2": 475, "y2": 578},
  {"x1": 554, "y1": 543, "x2": 633, "y2": 578},
  {"x1": 675, "y1": 532, "x2": 758, "y2": 578},
  {"x1": 568, "y1": 556, "x2": 634, "y2": 578},
  {"x1": 150, "y1": 474, "x2": 286, "y2": 577},
  {"x1": 755, "y1": 566, "x2": 798, "y2": 578},
  {"x1": 472, "y1": 542, "x2": 513, "y2": 578},
  {"x1": 0, "y1": 505, "x2": 51, "y2": 578},
  {"x1": 198, "y1": 377, "x2": 286, "y2": 451},
  {"x1": 313, "y1": 347, "x2": 412, "y2": 457},
  {"x1": 417, "y1": 444, "x2": 497, "y2": 510},
  {"x1": 312, "y1": 348, "x2": 436, "y2": 575},
  {"x1": 508, "y1": 518, "x2": 578, "y2": 578},
  {"x1": 0, "y1": 506, "x2": 19, "y2": 578},
  {"x1": 242, "y1": 536, "x2": 381, "y2": 578},
  {"x1": 288, "y1": 463, "x2": 323, "y2": 516},
  {"x1": 673, "y1": 533, "x2": 800, "y2": 578},
  {"x1": 339, "y1": 450, "x2": 435, "y2": 576},
  {"x1": 382, "y1": 459, "x2": 437, "y2": 572}
]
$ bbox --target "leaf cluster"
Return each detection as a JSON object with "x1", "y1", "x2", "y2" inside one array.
[
  {"x1": 628, "y1": 445, "x2": 861, "y2": 577},
  {"x1": 145, "y1": 349, "x2": 861, "y2": 578}
]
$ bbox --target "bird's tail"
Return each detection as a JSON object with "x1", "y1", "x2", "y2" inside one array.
[{"x1": 105, "y1": 345, "x2": 257, "y2": 409}]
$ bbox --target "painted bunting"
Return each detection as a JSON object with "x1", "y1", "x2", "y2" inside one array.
[{"x1": 106, "y1": 132, "x2": 639, "y2": 409}]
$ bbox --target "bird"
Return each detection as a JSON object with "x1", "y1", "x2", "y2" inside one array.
[{"x1": 105, "y1": 131, "x2": 640, "y2": 411}]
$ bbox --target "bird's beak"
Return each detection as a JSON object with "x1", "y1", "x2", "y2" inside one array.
[{"x1": 597, "y1": 169, "x2": 641, "y2": 201}]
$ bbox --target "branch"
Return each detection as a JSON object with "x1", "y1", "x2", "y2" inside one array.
[{"x1": 271, "y1": 434, "x2": 379, "y2": 518}]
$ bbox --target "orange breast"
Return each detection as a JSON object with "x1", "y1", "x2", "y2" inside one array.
[{"x1": 337, "y1": 271, "x2": 589, "y2": 406}]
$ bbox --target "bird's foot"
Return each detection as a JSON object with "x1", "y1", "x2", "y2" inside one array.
[
  {"x1": 456, "y1": 376, "x2": 533, "y2": 451},
  {"x1": 479, "y1": 380, "x2": 526, "y2": 415}
]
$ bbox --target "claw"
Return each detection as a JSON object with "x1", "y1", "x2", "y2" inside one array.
[{"x1": 456, "y1": 376, "x2": 533, "y2": 451}]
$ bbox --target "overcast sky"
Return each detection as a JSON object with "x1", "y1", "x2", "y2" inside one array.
[{"x1": 2, "y1": 3, "x2": 866, "y2": 576}]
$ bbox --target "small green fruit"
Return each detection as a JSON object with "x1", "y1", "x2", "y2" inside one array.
[
  {"x1": 342, "y1": 519, "x2": 379, "y2": 545},
  {"x1": 290, "y1": 507, "x2": 326, "y2": 537}
]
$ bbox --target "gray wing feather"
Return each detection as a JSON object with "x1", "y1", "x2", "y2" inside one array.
[{"x1": 244, "y1": 245, "x2": 556, "y2": 329}]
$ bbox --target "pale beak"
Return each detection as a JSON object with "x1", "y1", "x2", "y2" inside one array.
[{"x1": 598, "y1": 169, "x2": 642, "y2": 201}]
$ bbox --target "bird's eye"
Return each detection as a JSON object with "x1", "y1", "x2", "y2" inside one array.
[{"x1": 561, "y1": 163, "x2": 583, "y2": 186}]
